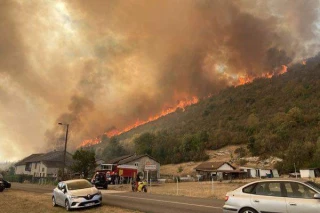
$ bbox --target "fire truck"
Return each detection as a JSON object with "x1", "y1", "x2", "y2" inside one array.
[{"x1": 92, "y1": 164, "x2": 138, "y2": 186}]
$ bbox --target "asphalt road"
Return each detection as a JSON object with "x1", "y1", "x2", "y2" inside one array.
[{"x1": 12, "y1": 183, "x2": 224, "y2": 213}]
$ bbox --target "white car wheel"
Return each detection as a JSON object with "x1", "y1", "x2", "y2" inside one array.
[
  {"x1": 240, "y1": 208, "x2": 258, "y2": 213},
  {"x1": 65, "y1": 200, "x2": 70, "y2": 211},
  {"x1": 52, "y1": 196, "x2": 57, "y2": 207}
]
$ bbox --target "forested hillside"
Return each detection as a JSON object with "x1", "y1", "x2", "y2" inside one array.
[{"x1": 96, "y1": 54, "x2": 320, "y2": 173}]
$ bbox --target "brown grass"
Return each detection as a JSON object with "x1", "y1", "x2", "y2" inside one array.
[
  {"x1": 110, "y1": 179, "x2": 252, "y2": 200},
  {"x1": 0, "y1": 190, "x2": 141, "y2": 213},
  {"x1": 110, "y1": 177, "x2": 320, "y2": 200}
]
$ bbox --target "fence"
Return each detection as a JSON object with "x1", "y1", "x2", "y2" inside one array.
[{"x1": 4, "y1": 174, "x2": 58, "y2": 185}]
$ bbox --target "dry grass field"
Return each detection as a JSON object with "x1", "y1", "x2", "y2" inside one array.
[
  {"x1": 112, "y1": 178, "x2": 320, "y2": 200},
  {"x1": 0, "y1": 190, "x2": 141, "y2": 213},
  {"x1": 111, "y1": 179, "x2": 252, "y2": 200}
]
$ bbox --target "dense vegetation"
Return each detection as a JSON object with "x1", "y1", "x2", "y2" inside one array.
[{"x1": 96, "y1": 54, "x2": 320, "y2": 173}]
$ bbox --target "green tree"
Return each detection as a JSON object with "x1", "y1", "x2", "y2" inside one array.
[
  {"x1": 71, "y1": 148, "x2": 96, "y2": 178},
  {"x1": 8, "y1": 166, "x2": 15, "y2": 175},
  {"x1": 102, "y1": 137, "x2": 129, "y2": 161},
  {"x1": 311, "y1": 138, "x2": 320, "y2": 168},
  {"x1": 134, "y1": 132, "x2": 155, "y2": 155}
]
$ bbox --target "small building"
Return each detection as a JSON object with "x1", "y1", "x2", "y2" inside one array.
[
  {"x1": 194, "y1": 162, "x2": 246, "y2": 180},
  {"x1": 300, "y1": 168, "x2": 320, "y2": 178},
  {"x1": 240, "y1": 167, "x2": 279, "y2": 178},
  {"x1": 240, "y1": 167, "x2": 257, "y2": 178},
  {"x1": 15, "y1": 151, "x2": 74, "y2": 178},
  {"x1": 257, "y1": 168, "x2": 279, "y2": 178},
  {"x1": 106, "y1": 154, "x2": 160, "y2": 180}
]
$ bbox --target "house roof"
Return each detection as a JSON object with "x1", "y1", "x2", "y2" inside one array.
[
  {"x1": 106, "y1": 154, "x2": 135, "y2": 164},
  {"x1": 30, "y1": 151, "x2": 73, "y2": 162},
  {"x1": 194, "y1": 162, "x2": 236, "y2": 171},
  {"x1": 15, "y1": 154, "x2": 44, "y2": 166},
  {"x1": 118, "y1": 154, "x2": 159, "y2": 164},
  {"x1": 15, "y1": 151, "x2": 74, "y2": 167}
]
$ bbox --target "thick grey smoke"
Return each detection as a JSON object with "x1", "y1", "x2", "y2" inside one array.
[{"x1": 0, "y1": 0, "x2": 319, "y2": 161}]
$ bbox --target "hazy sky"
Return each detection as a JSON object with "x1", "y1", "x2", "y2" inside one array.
[{"x1": 1, "y1": 0, "x2": 320, "y2": 161}]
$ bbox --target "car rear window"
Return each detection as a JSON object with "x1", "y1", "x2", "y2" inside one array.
[{"x1": 67, "y1": 180, "x2": 93, "y2": 190}]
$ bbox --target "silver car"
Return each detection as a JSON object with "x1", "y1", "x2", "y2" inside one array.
[
  {"x1": 223, "y1": 179, "x2": 320, "y2": 213},
  {"x1": 52, "y1": 179, "x2": 102, "y2": 211}
]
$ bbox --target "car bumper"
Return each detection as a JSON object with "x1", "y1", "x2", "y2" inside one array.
[
  {"x1": 223, "y1": 205, "x2": 238, "y2": 213},
  {"x1": 69, "y1": 195, "x2": 102, "y2": 209}
]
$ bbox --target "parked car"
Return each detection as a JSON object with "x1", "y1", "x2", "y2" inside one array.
[
  {"x1": 223, "y1": 179, "x2": 320, "y2": 213},
  {"x1": 0, "y1": 180, "x2": 4, "y2": 192},
  {"x1": 52, "y1": 179, "x2": 102, "y2": 211},
  {"x1": 3, "y1": 180, "x2": 11, "y2": 188},
  {"x1": 91, "y1": 172, "x2": 109, "y2": 189}
]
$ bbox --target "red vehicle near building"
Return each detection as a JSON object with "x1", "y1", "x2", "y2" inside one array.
[{"x1": 92, "y1": 164, "x2": 137, "y2": 186}]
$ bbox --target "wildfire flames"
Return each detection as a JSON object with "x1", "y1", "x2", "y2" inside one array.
[
  {"x1": 81, "y1": 65, "x2": 289, "y2": 147},
  {"x1": 80, "y1": 96, "x2": 199, "y2": 147},
  {"x1": 78, "y1": 138, "x2": 100, "y2": 148},
  {"x1": 237, "y1": 65, "x2": 288, "y2": 85}
]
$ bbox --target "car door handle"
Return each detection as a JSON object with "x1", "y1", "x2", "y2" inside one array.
[
  {"x1": 253, "y1": 200, "x2": 259, "y2": 203},
  {"x1": 289, "y1": 203, "x2": 297, "y2": 206}
]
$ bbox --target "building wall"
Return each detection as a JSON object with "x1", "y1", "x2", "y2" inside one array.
[
  {"x1": 15, "y1": 165, "x2": 29, "y2": 175},
  {"x1": 300, "y1": 169, "x2": 315, "y2": 178},
  {"x1": 39, "y1": 162, "x2": 47, "y2": 177},
  {"x1": 47, "y1": 167, "x2": 59, "y2": 177},
  {"x1": 123, "y1": 156, "x2": 160, "y2": 179},
  {"x1": 217, "y1": 163, "x2": 234, "y2": 171},
  {"x1": 30, "y1": 162, "x2": 41, "y2": 177},
  {"x1": 259, "y1": 169, "x2": 271, "y2": 177}
]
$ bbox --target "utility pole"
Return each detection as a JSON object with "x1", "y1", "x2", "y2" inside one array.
[{"x1": 58, "y1": 123, "x2": 69, "y2": 180}]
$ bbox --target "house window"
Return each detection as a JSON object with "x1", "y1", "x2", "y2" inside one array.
[
  {"x1": 134, "y1": 162, "x2": 139, "y2": 167},
  {"x1": 34, "y1": 163, "x2": 37, "y2": 169},
  {"x1": 25, "y1": 163, "x2": 32, "y2": 171},
  {"x1": 42, "y1": 168, "x2": 45, "y2": 172}
]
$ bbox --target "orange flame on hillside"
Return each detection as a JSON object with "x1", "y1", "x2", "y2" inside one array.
[
  {"x1": 80, "y1": 97, "x2": 199, "y2": 147},
  {"x1": 237, "y1": 65, "x2": 288, "y2": 85},
  {"x1": 80, "y1": 64, "x2": 289, "y2": 147},
  {"x1": 78, "y1": 138, "x2": 100, "y2": 148}
]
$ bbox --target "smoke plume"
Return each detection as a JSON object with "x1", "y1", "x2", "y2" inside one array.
[{"x1": 1, "y1": 0, "x2": 320, "y2": 161}]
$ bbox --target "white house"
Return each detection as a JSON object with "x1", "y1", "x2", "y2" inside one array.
[
  {"x1": 239, "y1": 167, "x2": 279, "y2": 178},
  {"x1": 195, "y1": 162, "x2": 246, "y2": 180},
  {"x1": 240, "y1": 167, "x2": 257, "y2": 178},
  {"x1": 300, "y1": 168, "x2": 320, "y2": 178},
  {"x1": 15, "y1": 151, "x2": 74, "y2": 178}
]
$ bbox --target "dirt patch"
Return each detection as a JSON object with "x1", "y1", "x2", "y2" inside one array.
[
  {"x1": 160, "y1": 145, "x2": 241, "y2": 177},
  {"x1": 0, "y1": 189, "x2": 141, "y2": 213}
]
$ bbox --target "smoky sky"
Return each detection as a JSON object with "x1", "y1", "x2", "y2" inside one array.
[{"x1": 1, "y1": 0, "x2": 320, "y2": 161}]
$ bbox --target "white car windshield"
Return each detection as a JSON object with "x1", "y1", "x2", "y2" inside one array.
[{"x1": 67, "y1": 180, "x2": 93, "y2": 190}]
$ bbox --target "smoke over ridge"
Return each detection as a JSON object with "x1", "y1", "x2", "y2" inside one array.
[{"x1": 0, "y1": 0, "x2": 320, "y2": 160}]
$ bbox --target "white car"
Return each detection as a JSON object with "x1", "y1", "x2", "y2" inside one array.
[
  {"x1": 52, "y1": 179, "x2": 102, "y2": 211},
  {"x1": 223, "y1": 179, "x2": 320, "y2": 213}
]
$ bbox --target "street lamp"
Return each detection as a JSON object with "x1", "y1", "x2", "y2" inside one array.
[{"x1": 58, "y1": 122, "x2": 69, "y2": 180}]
